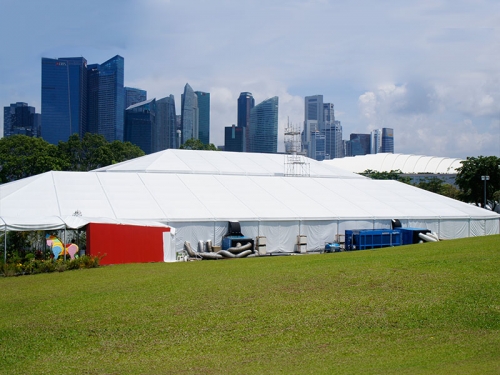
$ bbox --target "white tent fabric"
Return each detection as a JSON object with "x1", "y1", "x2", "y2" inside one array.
[
  {"x1": 324, "y1": 153, "x2": 463, "y2": 174},
  {"x1": 0, "y1": 149, "x2": 498, "y2": 253}
]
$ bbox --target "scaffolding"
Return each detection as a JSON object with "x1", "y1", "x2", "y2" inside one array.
[{"x1": 284, "y1": 122, "x2": 310, "y2": 177}]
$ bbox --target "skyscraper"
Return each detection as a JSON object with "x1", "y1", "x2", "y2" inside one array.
[
  {"x1": 224, "y1": 125, "x2": 244, "y2": 152},
  {"x1": 156, "y1": 95, "x2": 177, "y2": 151},
  {"x1": 125, "y1": 87, "x2": 147, "y2": 109},
  {"x1": 302, "y1": 95, "x2": 323, "y2": 158},
  {"x1": 381, "y1": 128, "x2": 394, "y2": 153},
  {"x1": 248, "y1": 96, "x2": 279, "y2": 154},
  {"x1": 348, "y1": 133, "x2": 371, "y2": 156},
  {"x1": 180, "y1": 83, "x2": 198, "y2": 144},
  {"x1": 3, "y1": 102, "x2": 40, "y2": 138},
  {"x1": 95, "y1": 55, "x2": 125, "y2": 142},
  {"x1": 237, "y1": 92, "x2": 255, "y2": 152},
  {"x1": 41, "y1": 55, "x2": 125, "y2": 144},
  {"x1": 125, "y1": 99, "x2": 156, "y2": 154},
  {"x1": 371, "y1": 129, "x2": 382, "y2": 154},
  {"x1": 41, "y1": 57, "x2": 88, "y2": 144},
  {"x1": 195, "y1": 91, "x2": 210, "y2": 145},
  {"x1": 125, "y1": 95, "x2": 177, "y2": 154}
]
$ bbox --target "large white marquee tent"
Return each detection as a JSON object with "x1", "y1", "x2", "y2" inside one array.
[{"x1": 0, "y1": 149, "x2": 498, "y2": 254}]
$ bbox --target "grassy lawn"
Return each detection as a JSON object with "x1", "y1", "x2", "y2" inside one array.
[{"x1": 1, "y1": 235, "x2": 500, "y2": 374}]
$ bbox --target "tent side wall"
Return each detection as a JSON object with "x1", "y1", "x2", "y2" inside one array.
[{"x1": 87, "y1": 223, "x2": 170, "y2": 265}]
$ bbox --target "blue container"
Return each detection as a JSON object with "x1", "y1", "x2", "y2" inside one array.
[
  {"x1": 345, "y1": 229, "x2": 401, "y2": 250},
  {"x1": 396, "y1": 228, "x2": 431, "y2": 245}
]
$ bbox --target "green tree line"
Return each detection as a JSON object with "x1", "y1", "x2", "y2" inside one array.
[
  {"x1": 0, "y1": 134, "x2": 145, "y2": 184},
  {"x1": 361, "y1": 155, "x2": 500, "y2": 209}
]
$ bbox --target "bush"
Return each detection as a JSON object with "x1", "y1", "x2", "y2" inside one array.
[{"x1": 1, "y1": 254, "x2": 105, "y2": 277}]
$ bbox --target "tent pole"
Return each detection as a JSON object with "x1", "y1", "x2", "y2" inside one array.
[
  {"x1": 4, "y1": 229, "x2": 7, "y2": 263},
  {"x1": 64, "y1": 229, "x2": 67, "y2": 261}
]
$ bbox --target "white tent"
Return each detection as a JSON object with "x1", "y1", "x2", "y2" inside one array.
[{"x1": 0, "y1": 149, "x2": 498, "y2": 253}]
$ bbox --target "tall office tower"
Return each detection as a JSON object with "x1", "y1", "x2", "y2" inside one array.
[
  {"x1": 125, "y1": 99, "x2": 156, "y2": 154},
  {"x1": 180, "y1": 83, "x2": 198, "y2": 144},
  {"x1": 195, "y1": 91, "x2": 210, "y2": 145},
  {"x1": 310, "y1": 131, "x2": 326, "y2": 160},
  {"x1": 156, "y1": 95, "x2": 177, "y2": 150},
  {"x1": 302, "y1": 95, "x2": 324, "y2": 158},
  {"x1": 348, "y1": 133, "x2": 371, "y2": 156},
  {"x1": 237, "y1": 92, "x2": 255, "y2": 152},
  {"x1": 3, "y1": 102, "x2": 40, "y2": 137},
  {"x1": 125, "y1": 87, "x2": 147, "y2": 109},
  {"x1": 324, "y1": 121, "x2": 344, "y2": 159},
  {"x1": 224, "y1": 124, "x2": 244, "y2": 152},
  {"x1": 95, "y1": 55, "x2": 125, "y2": 142},
  {"x1": 322, "y1": 103, "x2": 343, "y2": 159},
  {"x1": 381, "y1": 128, "x2": 394, "y2": 153},
  {"x1": 371, "y1": 129, "x2": 382, "y2": 154},
  {"x1": 248, "y1": 96, "x2": 279, "y2": 154},
  {"x1": 41, "y1": 57, "x2": 88, "y2": 144}
]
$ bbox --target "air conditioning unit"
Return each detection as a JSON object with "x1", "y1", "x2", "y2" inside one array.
[
  {"x1": 296, "y1": 235, "x2": 307, "y2": 253},
  {"x1": 256, "y1": 236, "x2": 267, "y2": 255}
]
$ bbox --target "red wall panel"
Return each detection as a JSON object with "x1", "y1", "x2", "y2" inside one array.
[{"x1": 86, "y1": 223, "x2": 170, "y2": 265}]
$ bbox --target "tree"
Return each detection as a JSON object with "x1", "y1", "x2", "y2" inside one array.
[
  {"x1": 455, "y1": 156, "x2": 500, "y2": 208},
  {"x1": 58, "y1": 133, "x2": 145, "y2": 171},
  {"x1": 0, "y1": 135, "x2": 66, "y2": 183},
  {"x1": 180, "y1": 138, "x2": 218, "y2": 151},
  {"x1": 360, "y1": 169, "x2": 412, "y2": 184}
]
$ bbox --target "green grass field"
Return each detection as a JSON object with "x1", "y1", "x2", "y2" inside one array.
[{"x1": 1, "y1": 235, "x2": 500, "y2": 374}]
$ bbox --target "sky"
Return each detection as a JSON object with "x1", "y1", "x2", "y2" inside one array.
[{"x1": 1, "y1": 0, "x2": 499, "y2": 159}]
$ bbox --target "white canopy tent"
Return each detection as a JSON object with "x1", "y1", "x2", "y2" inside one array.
[{"x1": 0, "y1": 149, "x2": 498, "y2": 254}]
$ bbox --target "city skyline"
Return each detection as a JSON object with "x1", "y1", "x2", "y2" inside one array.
[{"x1": 0, "y1": 1, "x2": 498, "y2": 158}]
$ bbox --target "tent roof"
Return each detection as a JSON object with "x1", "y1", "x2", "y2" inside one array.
[
  {"x1": 0, "y1": 169, "x2": 497, "y2": 231},
  {"x1": 94, "y1": 149, "x2": 363, "y2": 179},
  {"x1": 324, "y1": 153, "x2": 463, "y2": 174}
]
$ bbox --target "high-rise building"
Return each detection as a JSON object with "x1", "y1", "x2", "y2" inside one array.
[
  {"x1": 348, "y1": 133, "x2": 371, "y2": 156},
  {"x1": 195, "y1": 91, "x2": 210, "y2": 145},
  {"x1": 156, "y1": 95, "x2": 177, "y2": 151},
  {"x1": 302, "y1": 95, "x2": 323, "y2": 157},
  {"x1": 41, "y1": 55, "x2": 125, "y2": 144},
  {"x1": 180, "y1": 83, "x2": 198, "y2": 144},
  {"x1": 248, "y1": 96, "x2": 279, "y2": 154},
  {"x1": 41, "y1": 57, "x2": 88, "y2": 144},
  {"x1": 381, "y1": 128, "x2": 394, "y2": 153},
  {"x1": 371, "y1": 129, "x2": 382, "y2": 154},
  {"x1": 125, "y1": 99, "x2": 156, "y2": 154},
  {"x1": 302, "y1": 96, "x2": 343, "y2": 160},
  {"x1": 125, "y1": 87, "x2": 147, "y2": 109},
  {"x1": 95, "y1": 55, "x2": 125, "y2": 142},
  {"x1": 224, "y1": 124, "x2": 244, "y2": 152},
  {"x1": 125, "y1": 95, "x2": 177, "y2": 154},
  {"x1": 3, "y1": 102, "x2": 40, "y2": 138},
  {"x1": 237, "y1": 92, "x2": 255, "y2": 152},
  {"x1": 324, "y1": 121, "x2": 344, "y2": 159}
]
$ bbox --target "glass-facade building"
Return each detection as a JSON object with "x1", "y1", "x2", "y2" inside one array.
[
  {"x1": 237, "y1": 92, "x2": 255, "y2": 152},
  {"x1": 248, "y1": 96, "x2": 279, "y2": 154},
  {"x1": 156, "y1": 95, "x2": 177, "y2": 151},
  {"x1": 348, "y1": 133, "x2": 371, "y2": 156},
  {"x1": 195, "y1": 91, "x2": 210, "y2": 145},
  {"x1": 125, "y1": 87, "x2": 147, "y2": 109},
  {"x1": 125, "y1": 99, "x2": 156, "y2": 154},
  {"x1": 224, "y1": 125, "x2": 244, "y2": 152},
  {"x1": 41, "y1": 55, "x2": 125, "y2": 144},
  {"x1": 180, "y1": 83, "x2": 198, "y2": 144},
  {"x1": 381, "y1": 127, "x2": 394, "y2": 153},
  {"x1": 96, "y1": 55, "x2": 125, "y2": 142},
  {"x1": 41, "y1": 57, "x2": 88, "y2": 144},
  {"x1": 3, "y1": 102, "x2": 40, "y2": 137}
]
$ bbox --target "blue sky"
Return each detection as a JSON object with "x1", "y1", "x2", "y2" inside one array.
[{"x1": 1, "y1": 0, "x2": 499, "y2": 158}]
